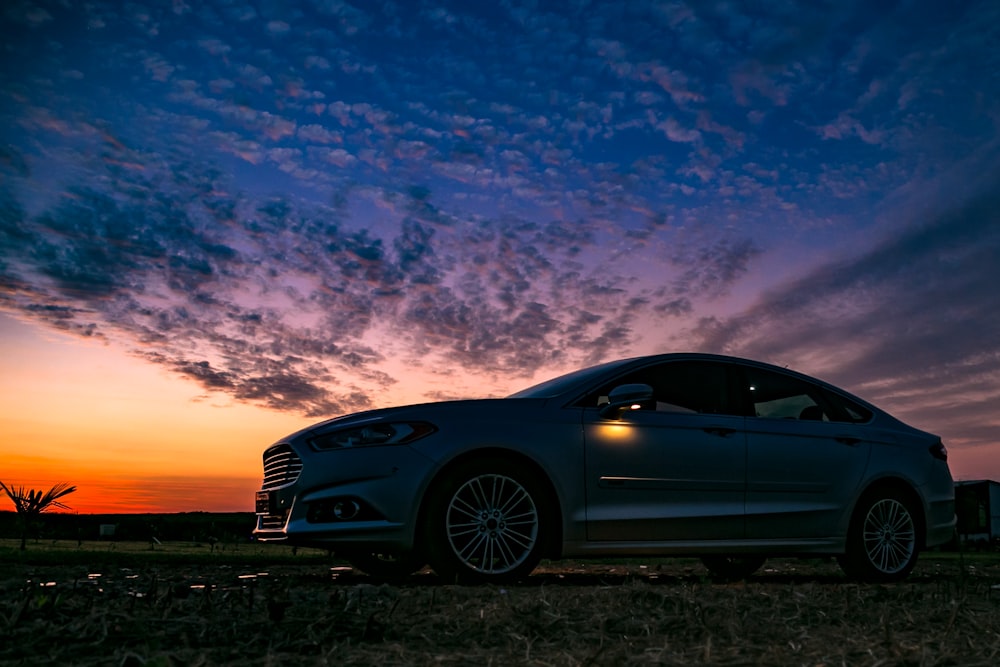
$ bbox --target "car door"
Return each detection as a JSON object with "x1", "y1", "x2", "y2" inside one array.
[
  {"x1": 739, "y1": 364, "x2": 873, "y2": 540},
  {"x1": 582, "y1": 360, "x2": 747, "y2": 542}
]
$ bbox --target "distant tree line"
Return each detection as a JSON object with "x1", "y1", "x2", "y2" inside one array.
[{"x1": 0, "y1": 511, "x2": 258, "y2": 545}]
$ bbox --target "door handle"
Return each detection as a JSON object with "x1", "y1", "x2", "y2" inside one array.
[
  {"x1": 836, "y1": 436, "x2": 862, "y2": 446},
  {"x1": 703, "y1": 427, "x2": 736, "y2": 437}
]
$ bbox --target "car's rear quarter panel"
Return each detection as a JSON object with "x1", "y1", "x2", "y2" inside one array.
[{"x1": 853, "y1": 423, "x2": 955, "y2": 547}]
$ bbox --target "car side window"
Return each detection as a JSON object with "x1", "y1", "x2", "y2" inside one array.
[
  {"x1": 744, "y1": 367, "x2": 825, "y2": 420},
  {"x1": 818, "y1": 388, "x2": 873, "y2": 423},
  {"x1": 581, "y1": 361, "x2": 737, "y2": 415},
  {"x1": 742, "y1": 367, "x2": 871, "y2": 423}
]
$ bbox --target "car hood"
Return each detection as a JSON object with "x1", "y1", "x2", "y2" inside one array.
[{"x1": 271, "y1": 397, "x2": 550, "y2": 445}]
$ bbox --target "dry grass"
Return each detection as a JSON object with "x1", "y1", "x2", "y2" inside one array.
[
  {"x1": 1, "y1": 554, "x2": 998, "y2": 666},
  {"x1": 0, "y1": 538, "x2": 329, "y2": 564}
]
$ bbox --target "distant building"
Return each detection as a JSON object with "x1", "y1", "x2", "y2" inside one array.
[{"x1": 955, "y1": 480, "x2": 1000, "y2": 545}]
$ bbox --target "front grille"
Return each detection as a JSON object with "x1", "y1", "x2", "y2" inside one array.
[{"x1": 261, "y1": 444, "x2": 303, "y2": 490}]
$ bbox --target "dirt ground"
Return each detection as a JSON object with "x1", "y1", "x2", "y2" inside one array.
[{"x1": 1, "y1": 553, "x2": 999, "y2": 666}]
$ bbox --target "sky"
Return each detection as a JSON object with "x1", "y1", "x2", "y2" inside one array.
[{"x1": 1, "y1": 0, "x2": 998, "y2": 514}]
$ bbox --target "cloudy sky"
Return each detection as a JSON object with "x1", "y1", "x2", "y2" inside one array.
[{"x1": 1, "y1": 0, "x2": 998, "y2": 512}]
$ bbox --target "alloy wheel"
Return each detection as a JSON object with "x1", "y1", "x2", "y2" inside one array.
[
  {"x1": 444, "y1": 473, "x2": 539, "y2": 575},
  {"x1": 861, "y1": 497, "x2": 915, "y2": 574}
]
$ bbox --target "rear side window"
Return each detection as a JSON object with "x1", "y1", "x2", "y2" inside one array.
[
  {"x1": 580, "y1": 360, "x2": 737, "y2": 415},
  {"x1": 742, "y1": 366, "x2": 872, "y2": 423},
  {"x1": 821, "y1": 388, "x2": 873, "y2": 423}
]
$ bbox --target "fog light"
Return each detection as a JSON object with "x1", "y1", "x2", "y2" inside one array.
[
  {"x1": 333, "y1": 500, "x2": 360, "y2": 520},
  {"x1": 306, "y1": 497, "x2": 380, "y2": 523}
]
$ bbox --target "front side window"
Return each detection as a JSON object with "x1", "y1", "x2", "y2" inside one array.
[{"x1": 580, "y1": 360, "x2": 736, "y2": 415}]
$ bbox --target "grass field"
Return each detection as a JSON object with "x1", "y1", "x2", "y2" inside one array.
[{"x1": 1, "y1": 541, "x2": 998, "y2": 665}]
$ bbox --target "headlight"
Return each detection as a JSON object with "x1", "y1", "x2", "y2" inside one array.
[{"x1": 309, "y1": 421, "x2": 436, "y2": 451}]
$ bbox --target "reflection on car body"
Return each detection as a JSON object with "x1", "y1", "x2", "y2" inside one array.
[{"x1": 254, "y1": 353, "x2": 955, "y2": 582}]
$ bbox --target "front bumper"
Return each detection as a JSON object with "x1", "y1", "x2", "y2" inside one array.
[{"x1": 253, "y1": 442, "x2": 437, "y2": 551}]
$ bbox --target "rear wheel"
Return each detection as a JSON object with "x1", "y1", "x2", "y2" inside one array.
[
  {"x1": 839, "y1": 489, "x2": 919, "y2": 582},
  {"x1": 701, "y1": 555, "x2": 766, "y2": 580},
  {"x1": 424, "y1": 457, "x2": 548, "y2": 583}
]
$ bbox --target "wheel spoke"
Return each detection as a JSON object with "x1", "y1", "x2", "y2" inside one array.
[
  {"x1": 884, "y1": 541, "x2": 906, "y2": 568},
  {"x1": 480, "y1": 532, "x2": 496, "y2": 569},
  {"x1": 451, "y1": 497, "x2": 482, "y2": 519},
  {"x1": 498, "y1": 486, "x2": 529, "y2": 515},
  {"x1": 494, "y1": 532, "x2": 517, "y2": 567},
  {"x1": 890, "y1": 512, "x2": 911, "y2": 533},
  {"x1": 501, "y1": 528, "x2": 533, "y2": 551},
  {"x1": 469, "y1": 478, "x2": 490, "y2": 510},
  {"x1": 448, "y1": 525, "x2": 482, "y2": 538},
  {"x1": 458, "y1": 531, "x2": 488, "y2": 560},
  {"x1": 482, "y1": 535, "x2": 494, "y2": 571},
  {"x1": 892, "y1": 501, "x2": 908, "y2": 525},
  {"x1": 491, "y1": 476, "x2": 503, "y2": 510},
  {"x1": 877, "y1": 544, "x2": 890, "y2": 571}
]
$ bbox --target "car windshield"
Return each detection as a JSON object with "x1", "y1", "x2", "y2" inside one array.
[{"x1": 508, "y1": 358, "x2": 635, "y2": 399}]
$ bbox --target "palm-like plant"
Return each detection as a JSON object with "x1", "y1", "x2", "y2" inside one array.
[{"x1": 0, "y1": 481, "x2": 77, "y2": 550}]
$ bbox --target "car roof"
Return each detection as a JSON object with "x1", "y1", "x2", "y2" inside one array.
[{"x1": 515, "y1": 352, "x2": 880, "y2": 411}]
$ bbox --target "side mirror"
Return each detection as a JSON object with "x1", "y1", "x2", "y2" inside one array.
[{"x1": 599, "y1": 383, "x2": 654, "y2": 419}]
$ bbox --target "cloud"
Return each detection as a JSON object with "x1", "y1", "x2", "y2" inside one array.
[
  {"x1": 668, "y1": 237, "x2": 760, "y2": 299},
  {"x1": 267, "y1": 20, "x2": 291, "y2": 34},
  {"x1": 4, "y1": 2, "x2": 53, "y2": 26},
  {"x1": 297, "y1": 124, "x2": 341, "y2": 144},
  {"x1": 0, "y1": 137, "x2": 757, "y2": 415},
  {"x1": 817, "y1": 112, "x2": 884, "y2": 144}
]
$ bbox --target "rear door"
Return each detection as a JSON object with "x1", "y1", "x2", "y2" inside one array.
[
  {"x1": 738, "y1": 364, "x2": 873, "y2": 539},
  {"x1": 582, "y1": 360, "x2": 747, "y2": 542}
]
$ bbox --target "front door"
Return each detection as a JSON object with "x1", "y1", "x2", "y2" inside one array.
[{"x1": 581, "y1": 359, "x2": 747, "y2": 542}]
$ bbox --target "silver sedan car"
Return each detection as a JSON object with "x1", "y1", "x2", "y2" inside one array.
[{"x1": 253, "y1": 353, "x2": 955, "y2": 582}]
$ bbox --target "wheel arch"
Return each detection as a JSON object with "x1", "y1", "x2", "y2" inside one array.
[
  {"x1": 849, "y1": 476, "x2": 927, "y2": 549},
  {"x1": 414, "y1": 446, "x2": 564, "y2": 560}
]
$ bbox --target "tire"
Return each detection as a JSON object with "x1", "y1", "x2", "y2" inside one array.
[
  {"x1": 345, "y1": 551, "x2": 425, "y2": 579},
  {"x1": 839, "y1": 489, "x2": 919, "y2": 582},
  {"x1": 701, "y1": 555, "x2": 766, "y2": 580},
  {"x1": 423, "y1": 457, "x2": 548, "y2": 583}
]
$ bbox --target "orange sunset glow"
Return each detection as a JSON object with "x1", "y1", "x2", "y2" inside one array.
[
  {"x1": 2, "y1": 0, "x2": 999, "y2": 516},
  {"x1": 0, "y1": 314, "x2": 308, "y2": 513}
]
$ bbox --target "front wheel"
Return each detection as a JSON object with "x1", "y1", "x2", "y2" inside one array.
[
  {"x1": 701, "y1": 555, "x2": 766, "y2": 580},
  {"x1": 839, "y1": 489, "x2": 919, "y2": 582},
  {"x1": 423, "y1": 457, "x2": 548, "y2": 583}
]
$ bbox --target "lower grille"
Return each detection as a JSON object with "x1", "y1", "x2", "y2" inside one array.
[
  {"x1": 259, "y1": 511, "x2": 289, "y2": 531},
  {"x1": 262, "y1": 444, "x2": 303, "y2": 490}
]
